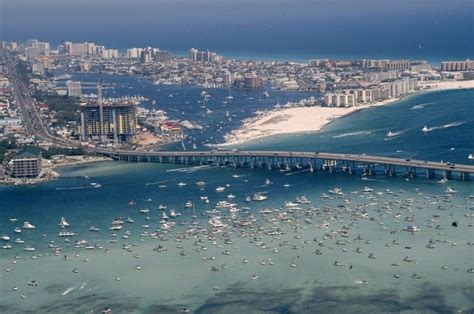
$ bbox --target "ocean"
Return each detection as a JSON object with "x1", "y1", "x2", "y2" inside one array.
[{"x1": 1, "y1": 74, "x2": 473, "y2": 312}]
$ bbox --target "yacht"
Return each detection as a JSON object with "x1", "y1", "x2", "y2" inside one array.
[
  {"x1": 404, "y1": 225, "x2": 420, "y2": 232},
  {"x1": 158, "y1": 204, "x2": 167, "y2": 210},
  {"x1": 328, "y1": 188, "x2": 343, "y2": 196},
  {"x1": 216, "y1": 201, "x2": 235, "y2": 208},
  {"x1": 22, "y1": 222, "x2": 36, "y2": 229},
  {"x1": 24, "y1": 246, "x2": 36, "y2": 252},
  {"x1": 90, "y1": 182, "x2": 102, "y2": 188},
  {"x1": 58, "y1": 217, "x2": 70, "y2": 229},
  {"x1": 1, "y1": 235, "x2": 10, "y2": 241},
  {"x1": 14, "y1": 227, "x2": 21, "y2": 234},
  {"x1": 177, "y1": 182, "x2": 187, "y2": 187},
  {"x1": 215, "y1": 186, "x2": 226, "y2": 192},
  {"x1": 14, "y1": 238, "x2": 25, "y2": 244},
  {"x1": 169, "y1": 209, "x2": 181, "y2": 218},
  {"x1": 185, "y1": 201, "x2": 193, "y2": 208},
  {"x1": 89, "y1": 227, "x2": 100, "y2": 232},
  {"x1": 252, "y1": 193, "x2": 268, "y2": 201},
  {"x1": 195, "y1": 181, "x2": 206, "y2": 186},
  {"x1": 284, "y1": 201, "x2": 299, "y2": 207},
  {"x1": 362, "y1": 186, "x2": 374, "y2": 193},
  {"x1": 422, "y1": 125, "x2": 429, "y2": 132},
  {"x1": 227, "y1": 194, "x2": 236, "y2": 199},
  {"x1": 468, "y1": 154, "x2": 473, "y2": 160},
  {"x1": 139, "y1": 209, "x2": 150, "y2": 214},
  {"x1": 296, "y1": 196, "x2": 310, "y2": 204},
  {"x1": 2, "y1": 244, "x2": 12, "y2": 249},
  {"x1": 444, "y1": 187, "x2": 458, "y2": 194}
]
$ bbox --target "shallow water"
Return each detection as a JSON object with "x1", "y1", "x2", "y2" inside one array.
[{"x1": 1, "y1": 81, "x2": 473, "y2": 313}]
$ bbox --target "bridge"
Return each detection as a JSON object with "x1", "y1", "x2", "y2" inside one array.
[{"x1": 93, "y1": 149, "x2": 474, "y2": 181}]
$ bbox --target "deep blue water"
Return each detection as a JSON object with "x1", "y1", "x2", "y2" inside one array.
[
  {"x1": 1, "y1": 0, "x2": 473, "y2": 64},
  {"x1": 1, "y1": 74, "x2": 473, "y2": 313}
]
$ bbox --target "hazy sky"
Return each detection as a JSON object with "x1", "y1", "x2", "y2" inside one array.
[{"x1": 1, "y1": 0, "x2": 473, "y2": 59}]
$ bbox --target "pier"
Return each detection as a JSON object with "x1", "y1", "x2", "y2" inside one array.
[{"x1": 93, "y1": 149, "x2": 474, "y2": 181}]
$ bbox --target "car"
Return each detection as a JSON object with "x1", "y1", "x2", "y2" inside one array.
[
  {"x1": 405, "y1": 159, "x2": 411, "y2": 162},
  {"x1": 450, "y1": 166, "x2": 455, "y2": 169}
]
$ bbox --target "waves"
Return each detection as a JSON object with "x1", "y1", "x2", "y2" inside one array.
[
  {"x1": 422, "y1": 121, "x2": 466, "y2": 133},
  {"x1": 384, "y1": 129, "x2": 409, "y2": 141}
]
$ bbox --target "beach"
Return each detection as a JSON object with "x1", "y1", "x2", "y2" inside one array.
[{"x1": 218, "y1": 80, "x2": 474, "y2": 146}]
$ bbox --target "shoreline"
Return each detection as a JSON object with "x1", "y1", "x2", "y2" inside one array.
[{"x1": 216, "y1": 80, "x2": 474, "y2": 147}]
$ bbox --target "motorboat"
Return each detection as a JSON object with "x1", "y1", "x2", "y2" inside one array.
[
  {"x1": 58, "y1": 217, "x2": 70, "y2": 229},
  {"x1": 22, "y1": 222, "x2": 36, "y2": 229},
  {"x1": 185, "y1": 201, "x2": 193, "y2": 208},
  {"x1": 215, "y1": 186, "x2": 226, "y2": 192},
  {"x1": 14, "y1": 227, "x2": 21, "y2": 234},
  {"x1": 362, "y1": 186, "x2": 374, "y2": 193},
  {"x1": 177, "y1": 182, "x2": 187, "y2": 187},
  {"x1": 252, "y1": 193, "x2": 268, "y2": 201},
  {"x1": 444, "y1": 187, "x2": 457, "y2": 194},
  {"x1": 328, "y1": 188, "x2": 343, "y2": 195},
  {"x1": 403, "y1": 225, "x2": 420, "y2": 232},
  {"x1": 1, "y1": 235, "x2": 10, "y2": 241},
  {"x1": 422, "y1": 125, "x2": 429, "y2": 132},
  {"x1": 195, "y1": 181, "x2": 206, "y2": 186},
  {"x1": 24, "y1": 246, "x2": 36, "y2": 252},
  {"x1": 89, "y1": 227, "x2": 100, "y2": 232}
]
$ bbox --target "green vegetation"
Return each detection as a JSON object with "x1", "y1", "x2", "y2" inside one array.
[
  {"x1": 33, "y1": 91, "x2": 81, "y2": 125},
  {"x1": 0, "y1": 140, "x2": 18, "y2": 163}
]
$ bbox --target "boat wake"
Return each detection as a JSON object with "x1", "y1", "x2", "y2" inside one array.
[
  {"x1": 145, "y1": 181, "x2": 167, "y2": 186},
  {"x1": 410, "y1": 103, "x2": 432, "y2": 110},
  {"x1": 332, "y1": 130, "x2": 373, "y2": 139},
  {"x1": 422, "y1": 121, "x2": 466, "y2": 133},
  {"x1": 55, "y1": 186, "x2": 90, "y2": 191},
  {"x1": 61, "y1": 285, "x2": 76, "y2": 296},
  {"x1": 166, "y1": 165, "x2": 211, "y2": 173},
  {"x1": 384, "y1": 129, "x2": 409, "y2": 141}
]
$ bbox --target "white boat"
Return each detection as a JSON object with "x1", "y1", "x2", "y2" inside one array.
[
  {"x1": 2, "y1": 244, "x2": 12, "y2": 249},
  {"x1": 215, "y1": 186, "x2": 226, "y2": 192},
  {"x1": 140, "y1": 209, "x2": 150, "y2": 214},
  {"x1": 14, "y1": 238, "x2": 24, "y2": 244},
  {"x1": 169, "y1": 209, "x2": 181, "y2": 218},
  {"x1": 1, "y1": 235, "x2": 10, "y2": 241},
  {"x1": 445, "y1": 187, "x2": 458, "y2": 194},
  {"x1": 177, "y1": 182, "x2": 187, "y2": 186},
  {"x1": 196, "y1": 181, "x2": 206, "y2": 186},
  {"x1": 22, "y1": 222, "x2": 35, "y2": 229},
  {"x1": 284, "y1": 201, "x2": 299, "y2": 207},
  {"x1": 252, "y1": 193, "x2": 268, "y2": 201},
  {"x1": 296, "y1": 196, "x2": 310, "y2": 204},
  {"x1": 158, "y1": 204, "x2": 167, "y2": 210},
  {"x1": 58, "y1": 217, "x2": 70, "y2": 228},
  {"x1": 59, "y1": 231, "x2": 78, "y2": 237},
  {"x1": 422, "y1": 125, "x2": 429, "y2": 132},
  {"x1": 216, "y1": 201, "x2": 235, "y2": 208},
  {"x1": 185, "y1": 201, "x2": 193, "y2": 208},
  {"x1": 328, "y1": 188, "x2": 343, "y2": 195},
  {"x1": 90, "y1": 182, "x2": 102, "y2": 188},
  {"x1": 208, "y1": 217, "x2": 227, "y2": 229},
  {"x1": 468, "y1": 154, "x2": 473, "y2": 160},
  {"x1": 14, "y1": 227, "x2": 21, "y2": 234},
  {"x1": 362, "y1": 186, "x2": 373, "y2": 193},
  {"x1": 404, "y1": 225, "x2": 420, "y2": 232},
  {"x1": 227, "y1": 194, "x2": 236, "y2": 199},
  {"x1": 89, "y1": 227, "x2": 100, "y2": 232},
  {"x1": 24, "y1": 246, "x2": 36, "y2": 252},
  {"x1": 200, "y1": 196, "x2": 209, "y2": 201},
  {"x1": 162, "y1": 211, "x2": 169, "y2": 220}
]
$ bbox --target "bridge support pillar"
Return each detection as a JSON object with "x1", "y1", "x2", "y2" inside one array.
[
  {"x1": 460, "y1": 172, "x2": 470, "y2": 181},
  {"x1": 426, "y1": 169, "x2": 435, "y2": 179},
  {"x1": 444, "y1": 170, "x2": 452, "y2": 180}
]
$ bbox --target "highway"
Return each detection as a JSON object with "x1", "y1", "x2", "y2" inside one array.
[{"x1": 0, "y1": 48, "x2": 77, "y2": 147}]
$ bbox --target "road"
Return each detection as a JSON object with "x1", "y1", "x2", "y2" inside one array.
[
  {"x1": 0, "y1": 48, "x2": 77, "y2": 147},
  {"x1": 93, "y1": 149, "x2": 474, "y2": 174}
]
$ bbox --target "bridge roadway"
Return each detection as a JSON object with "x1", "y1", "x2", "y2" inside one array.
[{"x1": 93, "y1": 149, "x2": 474, "y2": 179}]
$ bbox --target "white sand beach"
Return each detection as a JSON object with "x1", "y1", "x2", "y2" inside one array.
[{"x1": 218, "y1": 80, "x2": 474, "y2": 146}]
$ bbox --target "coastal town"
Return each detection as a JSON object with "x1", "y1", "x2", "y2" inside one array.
[{"x1": 1, "y1": 38, "x2": 474, "y2": 184}]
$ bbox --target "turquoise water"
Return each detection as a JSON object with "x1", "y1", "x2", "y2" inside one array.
[{"x1": 1, "y1": 87, "x2": 473, "y2": 313}]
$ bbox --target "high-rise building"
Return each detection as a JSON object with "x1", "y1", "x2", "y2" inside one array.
[
  {"x1": 441, "y1": 59, "x2": 474, "y2": 71},
  {"x1": 10, "y1": 151, "x2": 42, "y2": 178},
  {"x1": 66, "y1": 80, "x2": 82, "y2": 97},
  {"x1": 140, "y1": 50, "x2": 153, "y2": 64},
  {"x1": 189, "y1": 48, "x2": 220, "y2": 63},
  {"x1": 243, "y1": 73, "x2": 261, "y2": 88},
  {"x1": 80, "y1": 85, "x2": 138, "y2": 144}
]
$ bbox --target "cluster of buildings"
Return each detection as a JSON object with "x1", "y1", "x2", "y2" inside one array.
[
  {"x1": 441, "y1": 59, "x2": 474, "y2": 72},
  {"x1": 189, "y1": 48, "x2": 222, "y2": 63},
  {"x1": 324, "y1": 78, "x2": 418, "y2": 107},
  {"x1": 62, "y1": 41, "x2": 119, "y2": 59}
]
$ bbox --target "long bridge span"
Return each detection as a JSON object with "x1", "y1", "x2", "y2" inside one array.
[{"x1": 93, "y1": 149, "x2": 474, "y2": 181}]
